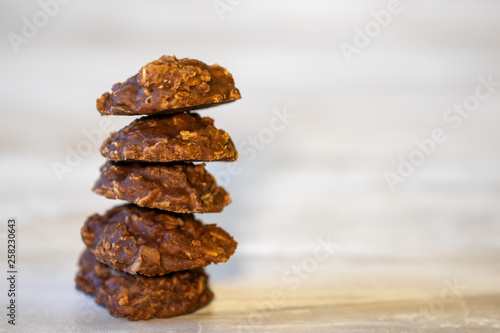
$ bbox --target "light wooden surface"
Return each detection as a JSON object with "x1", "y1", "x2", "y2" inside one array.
[
  {"x1": 1, "y1": 1, "x2": 500, "y2": 332},
  {"x1": 7, "y1": 220, "x2": 500, "y2": 332}
]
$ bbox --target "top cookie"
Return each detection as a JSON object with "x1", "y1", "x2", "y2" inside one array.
[{"x1": 96, "y1": 55, "x2": 241, "y2": 116}]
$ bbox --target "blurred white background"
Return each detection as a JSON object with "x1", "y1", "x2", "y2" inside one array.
[{"x1": 1, "y1": 1, "x2": 499, "y2": 332}]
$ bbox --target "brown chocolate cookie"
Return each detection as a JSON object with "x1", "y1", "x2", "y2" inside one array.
[
  {"x1": 96, "y1": 55, "x2": 241, "y2": 116},
  {"x1": 101, "y1": 113, "x2": 238, "y2": 163},
  {"x1": 81, "y1": 204, "x2": 237, "y2": 276},
  {"x1": 92, "y1": 162, "x2": 230, "y2": 213},
  {"x1": 75, "y1": 250, "x2": 213, "y2": 321}
]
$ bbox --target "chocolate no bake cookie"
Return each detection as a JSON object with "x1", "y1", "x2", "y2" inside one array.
[
  {"x1": 75, "y1": 250, "x2": 213, "y2": 321},
  {"x1": 78, "y1": 54, "x2": 240, "y2": 321},
  {"x1": 92, "y1": 162, "x2": 231, "y2": 213},
  {"x1": 81, "y1": 204, "x2": 237, "y2": 276},
  {"x1": 97, "y1": 56, "x2": 241, "y2": 116},
  {"x1": 101, "y1": 113, "x2": 237, "y2": 163}
]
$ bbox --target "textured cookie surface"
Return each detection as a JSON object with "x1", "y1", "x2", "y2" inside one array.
[
  {"x1": 75, "y1": 250, "x2": 213, "y2": 321},
  {"x1": 92, "y1": 162, "x2": 231, "y2": 213},
  {"x1": 101, "y1": 113, "x2": 237, "y2": 163},
  {"x1": 81, "y1": 204, "x2": 237, "y2": 276},
  {"x1": 97, "y1": 55, "x2": 241, "y2": 116}
]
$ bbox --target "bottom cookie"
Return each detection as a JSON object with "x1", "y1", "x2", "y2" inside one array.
[{"x1": 75, "y1": 250, "x2": 213, "y2": 321}]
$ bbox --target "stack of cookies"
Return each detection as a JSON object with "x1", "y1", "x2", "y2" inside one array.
[{"x1": 75, "y1": 56, "x2": 241, "y2": 321}]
